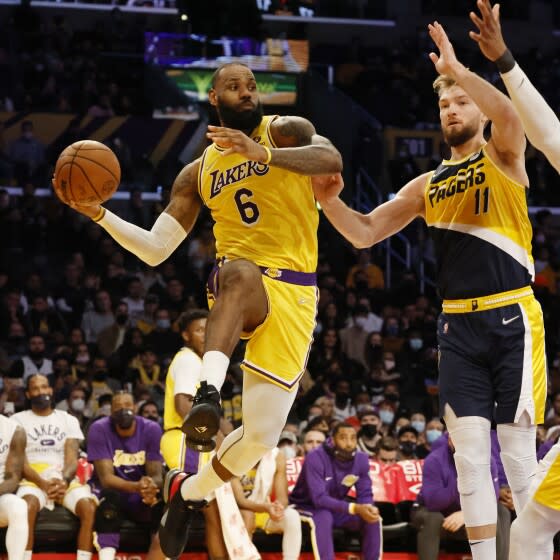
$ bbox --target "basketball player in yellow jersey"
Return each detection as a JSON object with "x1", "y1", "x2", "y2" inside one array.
[
  {"x1": 66, "y1": 62, "x2": 342, "y2": 558},
  {"x1": 312, "y1": 22, "x2": 545, "y2": 560},
  {"x1": 467, "y1": 1, "x2": 560, "y2": 558},
  {"x1": 160, "y1": 309, "x2": 228, "y2": 560}
]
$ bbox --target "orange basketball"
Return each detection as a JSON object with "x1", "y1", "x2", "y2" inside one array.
[{"x1": 52, "y1": 140, "x2": 121, "y2": 206}]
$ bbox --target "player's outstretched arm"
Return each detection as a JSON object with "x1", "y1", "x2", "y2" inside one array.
[
  {"x1": 207, "y1": 116, "x2": 342, "y2": 175},
  {"x1": 313, "y1": 173, "x2": 427, "y2": 249},
  {"x1": 469, "y1": 0, "x2": 560, "y2": 172},
  {"x1": 69, "y1": 160, "x2": 202, "y2": 267},
  {"x1": 428, "y1": 20, "x2": 525, "y2": 160}
]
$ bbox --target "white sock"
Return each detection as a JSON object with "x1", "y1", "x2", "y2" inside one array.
[
  {"x1": 469, "y1": 537, "x2": 496, "y2": 560},
  {"x1": 98, "y1": 547, "x2": 117, "y2": 560},
  {"x1": 200, "y1": 351, "x2": 229, "y2": 391},
  {"x1": 77, "y1": 550, "x2": 92, "y2": 560},
  {"x1": 180, "y1": 462, "x2": 225, "y2": 502},
  {"x1": 24, "y1": 551, "x2": 32, "y2": 560}
]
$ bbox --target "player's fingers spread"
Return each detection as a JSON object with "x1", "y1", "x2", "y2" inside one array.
[
  {"x1": 469, "y1": 11, "x2": 483, "y2": 28},
  {"x1": 493, "y1": 3, "x2": 500, "y2": 20},
  {"x1": 469, "y1": 31, "x2": 482, "y2": 43}
]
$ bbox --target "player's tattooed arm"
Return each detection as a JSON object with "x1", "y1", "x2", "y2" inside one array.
[
  {"x1": 269, "y1": 116, "x2": 343, "y2": 175},
  {"x1": 0, "y1": 427, "x2": 26, "y2": 495},
  {"x1": 62, "y1": 438, "x2": 80, "y2": 484},
  {"x1": 164, "y1": 159, "x2": 203, "y2": 232}
]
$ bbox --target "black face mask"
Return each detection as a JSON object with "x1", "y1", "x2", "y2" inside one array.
[
  {"x1": 384, "y1": 393, "x2": 399, "y2": 402},
  {"x1": 111, "y1": 408, "x2": 135, "y2": 430},
  {"x1": 93, "y1": 370, "x2": 107, "y2": 382},
  {"x1": 334, "y1": 448, "x2": 356, "y2": 462},
  {"x1": 146, "y1": 415, "x2": 159, "y2": 423},
  {"x1": 400, "y1": 441, "x2": 416, "y2": 456},
  {"x1": 31, "y1": 394, "x2": 52, "y2": 410},
  {"x1": 28, "y1": 351, "x2": 44, "y2": 361},
  {"x1": 360, "y1": 424, "x2": 378, "y2": 438},
  {"x1": 115, "y1": 314, "x2": 128, "y2": 326}
]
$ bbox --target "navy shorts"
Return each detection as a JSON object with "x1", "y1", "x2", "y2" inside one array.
[{"x1": 437, "y1": 295, "x2": 546, "y2": 424}]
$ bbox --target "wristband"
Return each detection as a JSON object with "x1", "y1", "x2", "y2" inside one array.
[
  {"x1": 348, "y1": 503, "x2": 356, "y2": 515},
  {"x1": 92, "y1": 207, "x2": 106, "y2": 223},
  {"x1": 495, "y1": 49, "x2": 516, "y2": 74},
  {"x1": 261, "y1": 145, "x2": 272, "y2": 165}
]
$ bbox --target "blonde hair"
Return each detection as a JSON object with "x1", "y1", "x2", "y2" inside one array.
[{"x1": 433, "y1": 74, "x2": 457, "y2": 97}]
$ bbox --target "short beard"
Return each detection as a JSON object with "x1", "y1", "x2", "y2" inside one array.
[
  {"x1": 443, "y1": 122, "x2": 478, "y2": 147},
  {"x1": 216, "y1": 100, "x2": 264, "y2": 133}
]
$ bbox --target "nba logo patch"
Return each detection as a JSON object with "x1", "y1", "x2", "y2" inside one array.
[{"x1": 471, "y1": 300, "x2": 479, "y2": 311}]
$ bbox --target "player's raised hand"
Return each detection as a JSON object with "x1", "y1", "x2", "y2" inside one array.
[
  {"x1": 207, "y1": 125, "x2": 270, "y2": 163},
  {"x1": 428, "y1": 22, "x2": 464, "y2": 79},
  {"x1": 469, "y1": 0, "x2": 507, "y2": 62},
  {"x1": 311, "y1": 173, "x2": 344, "y2": 205}
]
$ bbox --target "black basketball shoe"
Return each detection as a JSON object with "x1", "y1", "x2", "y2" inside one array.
[
  {"x1": 158, "y1": 468, "x2": 207, "y2": 559},
  {"x1": 182, "y1": 381, "x2": 222, "y2": 452}
]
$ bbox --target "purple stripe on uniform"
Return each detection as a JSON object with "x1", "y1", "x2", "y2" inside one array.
[
  {"x1": 259, "y1": 267, "x2": 317, "y2": 286},
  {"x1": 184, "y1": 448, "x2": 200, "y2": 474},
  {"x1": 206, "y1": 263, "x2": 220, "y2": 299},
  {"x1": 97, "y1": 532, "x2": 120, "y2": 550},
  {"x1": 242, "y1": 360, "x2": 302, "y2": 389}
]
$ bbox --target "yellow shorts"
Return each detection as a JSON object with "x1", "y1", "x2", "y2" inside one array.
[
  {"x1": 161, "y1": 428, "x2": 211, "y2": 473},
  {"x1": 208, "y1": 264, "x2": 317, "y2": 392}
]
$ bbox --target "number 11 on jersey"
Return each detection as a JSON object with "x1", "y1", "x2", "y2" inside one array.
[{"x1": 474, "y1": 187, "x2": 490, "y2": 215}]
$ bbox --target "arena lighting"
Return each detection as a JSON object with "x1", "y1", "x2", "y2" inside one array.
[{"x1": 180, "y1": 13, "x2": 188, "y2": 21}]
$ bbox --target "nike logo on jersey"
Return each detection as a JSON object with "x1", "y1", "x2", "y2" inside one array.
[{"x1": 502, "y1": 315, "x2": 520, "y2": 325}]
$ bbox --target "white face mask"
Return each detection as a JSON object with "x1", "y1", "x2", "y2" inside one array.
[
  {"x1": 281, "y1": 446, "x2": 297, "y2": 460},
  {"x1": 99, "y1": 404, "x2": 111, "y2": 416},
  {"x1": 71, "y1": 398, "x2": 85, "y2": 412},
  {"x1": 355, "y1": 317, "x2": 368, "y2": 329}
]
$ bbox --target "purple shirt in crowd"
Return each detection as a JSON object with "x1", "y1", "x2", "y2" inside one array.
[
  {"x1": 417, "y1": 432, "x2": 500, "y2": 517},
  {"x1": 87, "y1": 416, "x2": 163, "y2": 492},
  {"x1": 289, "y1": 444, "x2": 373, "y2": 513}
]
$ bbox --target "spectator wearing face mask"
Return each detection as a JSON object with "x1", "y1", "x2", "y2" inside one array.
[
  {"x1": 378, "y1": 400, "x2": 397, "y2": 434},
  {"x1": 88, "y1": 357, "x2": 119, "y2": 415},
  {"x1": 332, "y1": 379, "x2": 356, "y2": 421},
  {"x1": 397, "y1": 426, "x2": 419, "y2": 460},
  {"x1": 345, "y1": 249, "x2": 385, "y2": 292},
  {"x1": 410, "y1": 412, "x2": 427, "y2": 438},
  {"x1": 97, "y1": 301, "x2": 130, "y2": 359},
  {"x1": 357, "y1": 407, "x2": 382, "y2": 457},
  {"x1": 87, "y1": 391, "x2": 165, "y2": 560},
  {"x1": 56, "y1": 385, "x2": 91, "y2": 431},
  {"x1": 138, "y1": 400, "x2": 161, "y2": 425},
  {"x1": 290, "y1": 423, "x2": 381, "y2": 560},
  {"x1": 339, "y1": 304, "x2": 371, "y2": 369},
  {"x1": 278, "y1": 431, "x2": 299, "y2": 460},
  {"x1": 382, "y1": 317, "x2": 404, "y2": 353},
  {"x1": 144, "y1": 308, "x2": 182, "y2": 360},
  {"x1": 416, "y1": 418, "x2": 445, "y2": 459}
]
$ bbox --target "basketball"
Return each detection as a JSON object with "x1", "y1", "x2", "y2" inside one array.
[{"x1": 52, "y1": 140, "x2": 121, "y2": 206}]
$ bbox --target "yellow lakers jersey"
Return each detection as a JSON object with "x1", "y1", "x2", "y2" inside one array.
[
  {"x1": 163, "y1": 347, "x2": 200, "y2": 431},
  {"x1": 198, "y1": 115, "x2": 318, "y2": 272},
  {"x1": 424, "y1": 146, "x2": 534, "y2": 299}
]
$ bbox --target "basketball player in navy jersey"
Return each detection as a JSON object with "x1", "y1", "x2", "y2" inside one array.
[{"x1": 313, "y1": 22, "x2": 545, "y2": 560}]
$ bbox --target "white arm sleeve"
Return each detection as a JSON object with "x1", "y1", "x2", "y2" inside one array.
[
  {"x1": 501, "y1": 64, "x2": 560, "y2": 173},
  {"x1": 97, "y1": 210, "x2": 187, "y2": 266}
]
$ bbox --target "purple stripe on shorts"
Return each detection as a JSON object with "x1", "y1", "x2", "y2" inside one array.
[
  {"x1": 96, "y1": 532, "x2": 120, "y2": 550},
  {"x1": 259, "y1": 267, "x2": 317, "y2": 286},
  {"x1": 242, "y1": 360, "x2": 301, "y2": 389},
  {"x1": 184, "y1": 448, "x2": 200, "y2": 474}
]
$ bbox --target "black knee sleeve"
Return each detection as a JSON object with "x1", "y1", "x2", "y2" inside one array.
[{"x1": 95, "y1": 489, "x2": 122, "y2": 533}]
